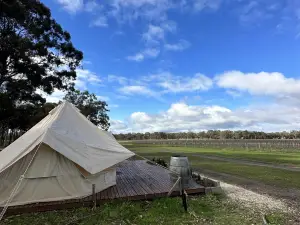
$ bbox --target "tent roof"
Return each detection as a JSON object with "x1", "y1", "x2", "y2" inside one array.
[{"x1": 0, "y1": 101, "x2": 134, "y2": 174}]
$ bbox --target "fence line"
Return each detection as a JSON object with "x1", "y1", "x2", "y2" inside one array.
[{"x1": 122, "y1": 139, "x2": 300, "y2": 150}]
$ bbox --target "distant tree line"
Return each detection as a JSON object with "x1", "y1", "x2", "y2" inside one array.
[{"x1": 113, "y1": 130, "x2": 300, "y2": 140}]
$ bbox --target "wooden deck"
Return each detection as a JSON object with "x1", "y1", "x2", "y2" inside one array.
[{"x1": 4, "y1": 160, "x2": 205, "y2": 215}]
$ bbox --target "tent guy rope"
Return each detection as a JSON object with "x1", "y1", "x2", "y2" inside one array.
[
  {"x1": 0, "y1": 110, "x2": 54, "y2": 221},
  {"x1": 0, "y1": 137, "x2": 45, "y2": 221}
]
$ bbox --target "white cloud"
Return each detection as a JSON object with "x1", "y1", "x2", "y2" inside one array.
[
  {"x1": 77, "y1": 69, "x2": 101, "y2": 83},
  {"x1": 267, "y1": 3, "x2": 280, "y2": 11},
  {"x1": 226, "y1": 90, "x2": 242, "y2": 98},
  {"x1": 239, "y1": 1, "x2": 273, "y2": 25},
  {"x1": 109, "y1": 104, "x2": 119, "y2": 108},
  {"x1": 164, "y1": 39, "x2": 190, "y2": 51},
  {"x1": 193, "y1": 0, "x2": 223, "y2": 12},
  {"x1": 114, "y1": 0, "x2": 165, "y2": 8},
  {"x1": 112, "y1": 101, "x2": 300, "y2": 133},
  {"x1": 56, "y1": 0, "x2": 102, "y2": 14},
  {"x1": 82, "y1": 60, "x2": 92, "y2": 65},
  {"x1": 56, "y1": 0, "x2": 83, "y2": 13},
  {"x1": 143, "y1": 24, "x2": 165, "y2": 44},
  {"x1": 75, "y1": 69, "x2": 101, "y2": 90},
  {"x1": 108, "y1": 71, "x2": 213, "y2": 99},
  {"x1": 126, "y1": 48, "x2": 160, "y2": 62},
  {"x1": 55, "y1": 0, "x2": 300, "y2": 39},
  {"x1": 119, "y1": 85, "x2": 158, "y2": 97},
  {"x1": 115, "y1": 95, "x2": 130, "y2": 100},
  {"x1": 46, "y1": 90, "x2": 65, "y2": 103},
  {"x1": 110, "y1": 31, "x2": 125, "y2": 39},
  {"x1": 90, "y1": 16, "x2": 108, "y2": 27},
  {"x1": 161, "y1": 20, "x2": 177, "y2": 33},
  {"x1": 96, "y1": 95, "x2": 110, "y2": 101},
  {"x1": 157, "y1": 72, "x2": 213, "y2": 93},
  {"x1": 85, "y1": 0, "x2": 102, "y2": 12},
  {"x1": 232, "y1": 1, "x2": 300, "y2": 36},
  {"x1": 143, "y1": 48, "x2": 160, "y2": 57},
  {"x1": 107, "y1": 69, "x2": 300, "y2": 133},
  {"x1": 74, "y1": 79, "x2": 87, "y2": 89},
  {"x1": 110, "y1": 0, "x2": 171, "y2": 22},
  {"x1": 130, "y1": 112, "x2": 152, "y2": 122},
  {"x1": 115, "y1": 31, "x2": 125, "y2": 35},
  {"x1": 126, "y1": 53, "x2": 145, "y2": 62},
  {"x1": 110, "y1": 120, "x2": 129, "y2": 133},
  {"x1": 37, "y1": 89, "x2": 65, "y2": 103},
  {"x1": 126, "y1": 20, "x2": 177, "y2": 63},
  {"x1": 107, "y1": 74, "x2": 128, "y2": 85},
  {"x1": 216, "y1": 71, "x2": 300, "y2": 97}
]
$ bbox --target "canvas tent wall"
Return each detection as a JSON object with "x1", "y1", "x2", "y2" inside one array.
[{"x1": 0, "y1": 101, "x2": 134, "y2": 206}]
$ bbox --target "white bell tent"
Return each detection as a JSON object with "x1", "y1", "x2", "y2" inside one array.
[{"x1": 0, "y1": 101, "x2": 134, "y2": 207}]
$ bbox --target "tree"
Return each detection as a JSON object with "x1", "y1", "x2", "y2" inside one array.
[
  {"x1": 1, "y1": 0, "x2": 83, "y2": 108},
  {"x1": 28, "y1": 102, "x2": 57, "y2": 127},
  {"x1": 0, "y1": 101, "x2": 57, "y2": 146},
  {"x1": 0, "y1": 0, "x2": 83, "y2": 144},
  {"x1": 64, "y1": 89, "x2": 110, "y2": 130}
]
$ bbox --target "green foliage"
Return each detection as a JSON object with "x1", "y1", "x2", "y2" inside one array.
[
  {"x1": 1, "y1": 196, "x2": 290, "y2": 225},
  {"x1": 0, "y1": 102, "x2": 57, "y2": 146},
  {"x1": 64, "y1": 89, "x2": 110, "y2": 130},
  {"x1": 1, "y1": 0, "x2": 83, "y2": 96},
  {"x1": 0, "y1": 0, "x2": 83, "y2": 143}
]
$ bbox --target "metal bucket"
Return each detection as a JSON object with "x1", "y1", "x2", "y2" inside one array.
[{"x1": 169, "y1": 155, "x2": 192, "y2": 187}]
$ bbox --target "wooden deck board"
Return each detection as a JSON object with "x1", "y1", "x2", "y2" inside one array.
[
  {"x1": 134, "y1": 162, "x2": 175, "y2": 195},
  {"x1": 119, "y1": 166, "x2": 140, "y2": 196},
  {"x1": 3, "y1": 160, "x2": 205, "y2": 216},
  {"x1": 135, "y1": 162, "x2": 174, "y2": 192},
  {"x1": 124, "y1": 163, "x2": 155, "y2": 195},
  {"x1": 123, "y1": 168, "x2": 149, "y2": 196},
  {"x1": 112, "y1": 184, "x2": 119, "y2": 199},
  {"x1": 116, "y1": 168, "x2": 137, "y2": 197},
  {"x1": 125, "y1": 163, "x2": 152, "y2": 196},
  {"x1": 136, "y1": 162, "x2": 167, "y2": 193},
  {"x1": 115, "y1": 177, "x2": 126, "y2": 198}
]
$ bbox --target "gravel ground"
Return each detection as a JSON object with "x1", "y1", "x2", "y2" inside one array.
[
  {"x1": 219, "y1": 181, "x2": 294, "y2": 213},
  {"x1": 199, "y1": 175, "x2": 299, "y2": 224}
]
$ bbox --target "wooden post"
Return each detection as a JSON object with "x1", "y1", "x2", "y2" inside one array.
[
  {"x1": 182, "y1": 190, "x2": 187, "y2": 212},
  {"x1": 92, "y1": 184, "x2": 96, "y2": 210},
  {"x1": 180, "y1": 177, "x2": 188, "y2": 212}
]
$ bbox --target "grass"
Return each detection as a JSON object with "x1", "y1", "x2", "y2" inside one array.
[
  {"x1": 3, "y1": 144, "x2": 297, "y2": 225},
  {"x1": 124, "y1": 144, "x2": 300, "y2": 167},
  {"x1": 192, "y1": 158, "x2": 300, "y2": 189},
  {"x1": 147, "y1": 154, "x2": 300, "y2": 189},
  {"x1": 1, "y1": 195, "x2": 290, "y2": 225},
  {"x1": 125, "y1": 145, "x2": 300, "y2": 190}
]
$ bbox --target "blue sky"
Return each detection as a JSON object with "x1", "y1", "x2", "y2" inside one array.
[{"x1": 42, "y1": 0, "x2": 300, "y2": 133}]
